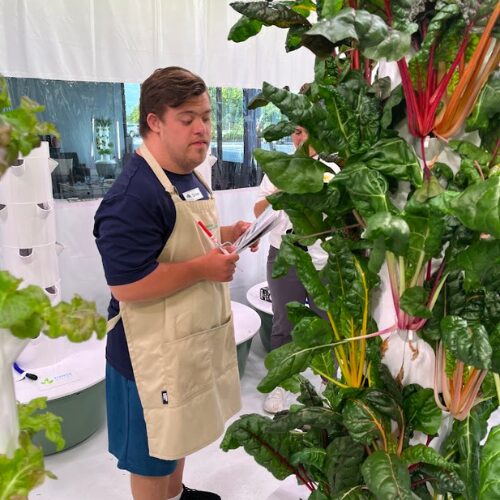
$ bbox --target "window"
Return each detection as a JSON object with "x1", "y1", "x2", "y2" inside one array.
[{"x1": 6, "y1": 76, "x2": 292, "y2": 199}]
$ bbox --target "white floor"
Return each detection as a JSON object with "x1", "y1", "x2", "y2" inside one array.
[{"x1": 32, "y1": 334, "x2": 312, "y2": 500}]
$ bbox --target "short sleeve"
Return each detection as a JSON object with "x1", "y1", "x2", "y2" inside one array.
[
  {"x1": 94, "y1": 194, "x2": 174, "y2": 286},
  {"x1": 255, "y1": 174, "x2": 277, "y2": 202}
]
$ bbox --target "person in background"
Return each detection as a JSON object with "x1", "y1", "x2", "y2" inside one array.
[
  {"x1": 254, "y1": 125, "x2": 339, "y2": 414},
  {"x1": 94, "y1": 66, "x2": 254, "y2": 500}
]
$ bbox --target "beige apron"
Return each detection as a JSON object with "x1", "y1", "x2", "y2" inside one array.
[{"x1": 107, "y1": 144, "x2": 241, "y2": 460}]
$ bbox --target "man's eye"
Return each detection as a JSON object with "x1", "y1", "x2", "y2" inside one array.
[{"x1": 181, "y1": 120, "x2": 193, "y2": 126}]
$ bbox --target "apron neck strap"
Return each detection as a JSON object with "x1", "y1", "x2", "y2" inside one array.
[{"x1": 138, "y1": 143, "x2": 176, "y2": 195}]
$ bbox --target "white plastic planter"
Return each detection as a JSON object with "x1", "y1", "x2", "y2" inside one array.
[
  {"x1": 1, "y1": 244, "x2": 61, "y2": 289},
  {"x1": 0, "y1": 143, "x2": 54, "y2": 204},
  {"x1": 16, "y1": 334, "x2": 69, "y2": 371},
  {"x1": 0, "y1": 202, "x2": 56, "y2": 248}
]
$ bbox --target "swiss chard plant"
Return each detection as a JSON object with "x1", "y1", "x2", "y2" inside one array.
[
  {"x1": 0, "y1": 76, "x2": 106, "y2": 499},
  {"x1": 222, "y1": 1, "x2": 499, "y2": 498}
]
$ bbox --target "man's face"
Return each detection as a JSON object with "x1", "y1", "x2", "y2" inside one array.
[{"x1": 149, "y1": 92, "x2": 211, "y2": 173}]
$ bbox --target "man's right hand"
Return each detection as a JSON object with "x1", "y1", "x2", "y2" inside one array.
[{"x1": 199, "y1": 247, "x2": 239, "y2": 282}]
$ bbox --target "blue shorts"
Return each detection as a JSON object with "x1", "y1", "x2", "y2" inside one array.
[{"x1": 106, "y1": 362, "x2": 177, "y2": 476}]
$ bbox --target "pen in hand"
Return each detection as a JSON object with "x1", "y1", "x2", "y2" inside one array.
[{"x1": 197, "y1": 220, "x2": 230, "y2": 255}]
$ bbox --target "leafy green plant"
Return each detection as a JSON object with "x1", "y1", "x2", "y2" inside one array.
[
  {"x1": 0, "y1": 76, "x2": 106, "y2": 498},
  {"x1": 222, "y1": 1, "x2": 499, "y2": 498}
]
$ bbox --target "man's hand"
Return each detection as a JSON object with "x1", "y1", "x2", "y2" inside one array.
[
  {"x1": 222, "y1": 221, "x2": 259, "y2": 252},
  {"x1": 199, "y1": 247, "x2": 240, "y2": 282}
]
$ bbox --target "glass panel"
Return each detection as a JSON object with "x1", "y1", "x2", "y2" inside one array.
[{"x1": 4, "y1": 77, "x2": 294, "y2": 196}]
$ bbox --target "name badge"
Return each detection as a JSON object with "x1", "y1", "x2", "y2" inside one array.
[{"x1": 183, "y1": 187, "x2": 203, "y2": 201}]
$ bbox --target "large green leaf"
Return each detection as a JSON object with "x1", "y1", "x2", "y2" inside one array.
[
  {"x1": 359, "y1": 138, "x2": 422, "y2": 187},
  {"x1": 331, "y1": 486, "x2": 372, "y2": 499},
  {"x1": 221, "y1": 413, "x2": 306, "y2": 480},
  {"x1": 441, "y1": 316, "x2": 492, "y2": 370},
  {"x1": 479, "y1": 425, "x2": 500, "y2": 499},
  {"x1": 259, "y1": 341, "x2": 313, "y2": 392},
  {"x1": 401, "y1": 444, "x2": 458, "y2": 470},
  {"x1": 325, "y1": 436, "x2": 365, "y2": 494},
  {"x1": 255, "y1": 149, "x2": 326, "y2": 194},
  {"x1": 227, "y1": 15, "x2": 263, "y2": 42},
  {"x1": 333, "y1": 164, "x2": 390, "y2": 218},
  {"x1": 399, "y1": 286, "x2": 432, "y2": 319},
  {"x1": 261, "y1": 119, "x2": 296, "y2": 142},
  {"x1": 306, "y1": 8, "x2": 411, "y2": 61},
  {"x1": 273, "y1": 237, "x2": 331, "y2": 309},
  {"x1": 447, "y1": 239, "x2": 500, "y2": 292},
  {"x1": 363, "y1": 212, "x2": 410, "y2": 258},
  {"x1": 269, "y1": 406, "x2": 341, "y2": 433},
  {"x1": 361, "y1": 451, "x2": 413, "y2": 499},
  {"x1": 342, "y1": 399, "x2": 386, "y2": 445},
  {"x1": 402, "y1": 385, "x2": 442, "y2": 436},
  {"x1": 230, "y1": 1, "x2": 311, "y2": 29},
  {"x1": 292, "y1": 314, "x2": 333, "y2": 348},
  {"x1": 447, "y1": 176, "x2": 500, "y2": 238}
]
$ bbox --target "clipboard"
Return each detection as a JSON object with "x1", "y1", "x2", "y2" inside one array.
[{"x1": 233, "y1": 206, "x2": 281, "y2": 254}]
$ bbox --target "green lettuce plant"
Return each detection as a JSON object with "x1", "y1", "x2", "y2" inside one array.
[
  {"x1": 221, "y1": 1, "x2": 499, "y2": 498},
  {"x1": 0, "y1": 76, "x2": 106, "y2": 499}
]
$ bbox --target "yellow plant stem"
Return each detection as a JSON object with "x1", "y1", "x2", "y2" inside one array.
[
  {"x1": 353, "y1": 257, "x2": 369, "y2": 387},
  {"x1": 313, "y1": 368, "x2": 350, "y2": 389},
  {"x1": 327, "y1": 311, "x2": 353, "y2": 386}
]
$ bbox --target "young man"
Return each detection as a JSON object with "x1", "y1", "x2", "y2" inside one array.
[{"x1": 94, "y1": 67, "x2": 252, "y2": 500}]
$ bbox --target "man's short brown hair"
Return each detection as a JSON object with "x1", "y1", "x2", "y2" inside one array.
[{"x1": 139, "y1": 66, "x2": 207, "y2": 137}]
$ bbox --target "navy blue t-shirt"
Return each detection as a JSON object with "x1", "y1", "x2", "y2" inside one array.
[{"x1": 93, "y1": 153, "x2": 209, "y2": 380}]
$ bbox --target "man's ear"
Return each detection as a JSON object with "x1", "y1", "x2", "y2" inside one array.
[{"x1": 146, "y1": 113, "x2": 161, "y2": 133}]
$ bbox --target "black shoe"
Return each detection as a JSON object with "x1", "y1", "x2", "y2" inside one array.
[{"x1": 180, "y1": 484, "x2": 221, "y2": 500}]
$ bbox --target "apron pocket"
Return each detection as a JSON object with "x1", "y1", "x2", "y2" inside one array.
[
  {"x1": 162, "y1": 317, "x2": 232, "y2": 407},
  {"x1": 209, "y1": 316, "x2": 236, "y2": 376}
]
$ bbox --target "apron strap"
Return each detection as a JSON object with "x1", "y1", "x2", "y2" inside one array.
[{"x1": 106, "y1": 313, "x2": 121, "y2": 334}]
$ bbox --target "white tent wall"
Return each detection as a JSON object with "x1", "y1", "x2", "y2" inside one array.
[
  {"x1": 0, "y1": 0, "x2": 314, "y2": 312},
  {"x1": 0, "y1": 0, "x2": 315, "y2": 89}
]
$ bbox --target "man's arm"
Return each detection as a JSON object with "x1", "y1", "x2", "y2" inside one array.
[
  {"x1": 111, "y1": 248, "x2": 239, "y2": 302},
  {"x1": 254, "y1": 199, "x2": 269, "y2": 217}
]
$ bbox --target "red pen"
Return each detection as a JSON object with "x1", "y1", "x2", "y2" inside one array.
[{"x1": 197, "y1": 220, "x2": 230, "y2": 255}]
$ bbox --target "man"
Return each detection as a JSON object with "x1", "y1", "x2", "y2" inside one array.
[{"x1": 94, "y1": 67, "x2": 252, "y2": 500}]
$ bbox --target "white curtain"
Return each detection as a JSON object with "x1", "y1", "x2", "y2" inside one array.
[{"x1": 1, "y1": 0, "x2": 315, "y2": 89}]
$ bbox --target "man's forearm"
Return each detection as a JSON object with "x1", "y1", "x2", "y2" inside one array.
[{"x1": 111, "y1": 259, "x2": 206, "y2": 302}]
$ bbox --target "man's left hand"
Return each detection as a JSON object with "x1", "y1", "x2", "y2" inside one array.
[{"x1": 230, "y1": 221, "x2": 259, "y2": 252}]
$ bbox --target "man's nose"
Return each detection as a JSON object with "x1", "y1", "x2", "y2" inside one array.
[{"x1": 193, "y1": 118, "x2": 209, "y2": 135}]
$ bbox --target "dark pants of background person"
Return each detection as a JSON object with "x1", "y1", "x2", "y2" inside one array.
[{"x1": 266, "y1": 245, "x2": 327, "y2": 351}]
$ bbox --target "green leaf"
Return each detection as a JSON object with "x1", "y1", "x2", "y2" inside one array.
[
  {"x1": 402, "y1": 385, "x2": 442, "y2": 435},
  {"x1": 17, "y1": 397, "x2": 65, "y2": 452},
  {"x1": 361, "y1": 451, "x2": 413, "y2": 499},
  {"x1": 255, "y1": 149, "x2": 326, "y2": 194},
  {"x1": 413, "y1": 176, "x2": 445, "y2": 203},
  {"x1": 261, "y1": 119, "x2": 296, "y2": 142},
  {"x1": 270, "y1": 406, "x2": 341, "y2": 433},
  {"x1": 447, "y1": 239, "x2": 500, "y2": 292},
  {"x1": 306, "y1": 8, "x2": 411, "y2": 62},
  {"x1": 333, "y1": 164, "x2": 389, "y2": 218},
  {"x1": 441, "y1": 316, "x2": 492, "y2": 369},
  {"x1": 297, "y1": 378, "x2": 324, "y2": 407},
  {"x1": 273, "y1": 237, "x2": 331, "y2": 310},
  {"x1": 401, "y1": 444, "x2": 458, "y2": 470},
  {"x1": 363, "y1": 213, "x2": 410, "y2": 256},
  {"x1": 221, "y1": 413, "x2": 305, "y2": 480},
  {"x1": 447, "y1": 176, "x2": 500, "y2": 238},
  {"x1": 400, "y1": 286, "x2": 432, "y2": 319},
  {"x1": 230, "y1": 2, "x2": 311, "y2": 28},
  {"x1": 43, "y1": 295, "x2": 106, "y2": 342},
  {"x1": 325, "y1": 436, "x2": 365, "y2": 494},
  {"x1": 331, "y1": 486, "x2": 371, "y2": 499},
  {"x1": 259, "y1": 341, "x2": 313, "y2": 392},
  {"x1": 292, "y1": 314, "x2": 333, "y2": 349},
  {"x1": 360, "y1": 137, "x2": 423, "y2": 187},
  {"x1": 321, "y1": 0, "x2": 343, "y2": 18},
  {"x1": 479, "y1": 425, "x2": 500, "y2": 499},
  {"x1": 228, "y1": 15, "x2": 263, "y2": 42},
  {"x1": 342, "y1": 399, "x2": 386, "y2": 445}
]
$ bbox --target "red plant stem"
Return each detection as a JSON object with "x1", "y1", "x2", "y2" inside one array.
[
  {"x1": 383, "y1": 0, "x2": 393, "y2": 25},
  {"x1": 249, "y1": 431, "x2": 315, "y2": 492},
  {"x1": 364, "y1": 57, "x2": 372, "y2": 83},
  {"x1": 426, "y1": 259, "x2": 432, "y2": 281},
  {"x1": 488, "y1": 137, "x2": 500, "y2": 169}
]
